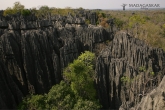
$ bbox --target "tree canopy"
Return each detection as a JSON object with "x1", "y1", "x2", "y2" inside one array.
[
  {"x1": 63, "y1": 51, "x2": 96, "y2": 100},
  {"x1": 18, "y1": 51, "x2": 101, "y2": 110},
  {"x1": 3, "y1": 2, "x2": 31, "y2": 16}
]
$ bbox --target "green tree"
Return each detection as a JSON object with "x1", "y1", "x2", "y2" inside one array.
[
  {"x1": 3, "y1": 7, "x2": 14, "y2": 16},
  {"x1": 21, "y1": 9, "x2": 31, "y2": 16},
  {"x1": 74, "y1": 98, "x2": 101, "y2": 110},
  {"x1": 36, "y1": 5, "x2": 50, "y2": 17},
  {"x1": 47, "y1": 81, "x2": 75, "y2": 109},
  {"x1": 3, "y1": 2, "x2": 31, "y2": 16},
  {"x1": 18, "y1": 51, "x2": 101, "y2": 110},
  {"x1": 39, "y1": 6, "x2": 50, "y2": 13},
  {"x1": 128, "y1": 15, "x2": 146, "y2": 28},
  {"x1": 18, "y1": 94, "x2": 47, "y2": 110},
  {"x1": 114, "y1": 18, "x2": 124, "y2": 29},
  {"x1": 63, "y1": 51, "x2": 96, "y2": 100},
  {"x1": 13, "y1": 2, "x2": 24, "y2": 11}
]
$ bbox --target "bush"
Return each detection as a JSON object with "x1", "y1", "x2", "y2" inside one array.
[
  {"x1": 21, "y1": 9, "x2": 31, "y2": 16},
  {"x1": 114, "y1": 18, "x2": 124, "y2": 29},
  {"x1": 85, "y1": 19, "x2": 91, "y2": 24},
  {"x1": 128, "y1": 15, "x2": 146, "y2": 28}
]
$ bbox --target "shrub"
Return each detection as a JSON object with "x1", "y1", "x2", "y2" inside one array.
[
  {"x1": 139, "y1": 66, "x2": 146, "y2": 72},
  {"x1": 114, "y1": 18, "x2": 124, "y2": 29},
  {"x1": 128, "y1": 15, "x2": 146, "y2": 28},
  {"x1": 85, "y1": 19, "x2": 91, "y2": 24},
  {"x1": 21, "y1": 9, "x2": 31, "y2": 16}
]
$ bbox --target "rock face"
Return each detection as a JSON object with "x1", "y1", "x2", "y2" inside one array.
[
  {"x1": 95, "y1": 32, "x2": 165, "y2": 109},
  {"x1": 131, "y1": 76, "x2": 165, "y2": 110},
  {"x1": 1, "y1": 28, "x2": 61, "y2": 94},
  {"x1": 0, "y1": 11, "x2": 165, "y2": 109},
  {"x1": 0, "y1": 59, "x2": 23, "y2": 109},
  {"x1": 0, "y1": 12, "x2": 112, "y2": 109}
]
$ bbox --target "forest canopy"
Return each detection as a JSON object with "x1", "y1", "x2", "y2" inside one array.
[{"x1": 18, "y1": 51, "x2": 101, "y2": 110}]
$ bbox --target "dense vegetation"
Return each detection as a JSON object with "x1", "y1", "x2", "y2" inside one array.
[
  {"x1": 102, "y1": 10, "x2": 165, "y2": 50},
  {"x1": 94, "y1": 9, "x2": 165, "y2": 51},
  {"x1": 18, "y1": 51, "x2": 101, "y2": 110}
]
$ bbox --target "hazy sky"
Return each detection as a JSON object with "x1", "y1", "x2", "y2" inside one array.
[{"x1": 0, "y1": 0, "x2": 165, "y2": 10}]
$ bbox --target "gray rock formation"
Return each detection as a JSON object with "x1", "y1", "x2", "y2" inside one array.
[
  {"x1": 96, "y1": 32, "x2": 165, "y2": 109},
  {"x1": 130, "y1": 76, "x2": 165, "y2": 110},
  {"x1": 0, "y1": 12, "x2": 112, "y2": 109},
  {"x1": 0, "y1": 21, "x2": 8, "y2": 28},
  {"x1": 0, "y1": 59, "x2": 23, "y2": 109},
  {"x1": 0, "y1": 28, "x2": 62, "y2": 94},
  {"x1": 0, "y1": 11, "x2": 164, "y2": 110}
]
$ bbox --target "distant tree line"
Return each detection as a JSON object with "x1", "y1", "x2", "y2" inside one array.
[
  {"x1": 3, "y1": 2, "x2": 165, "y2": 51},
  {"x1": 3, "y1": 2, "x2": 31, "y2": 16}
]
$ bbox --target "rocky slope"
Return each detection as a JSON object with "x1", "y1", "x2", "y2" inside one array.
[
  {"x1": 0, "y1": 12, "x2": 112, "y2": 109},
  {"x1": 0, "y1": 11, "x2": 164, "y2": 109},
  {"x1": 131, "y1": 76, "x2": 165, "y2": 110},
  {"x1": 96, "y1": 32, "x2": 165, "y2": 109},
  {"x1": 0, "y1": 59, "x2": 23, "y2": 108}
]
